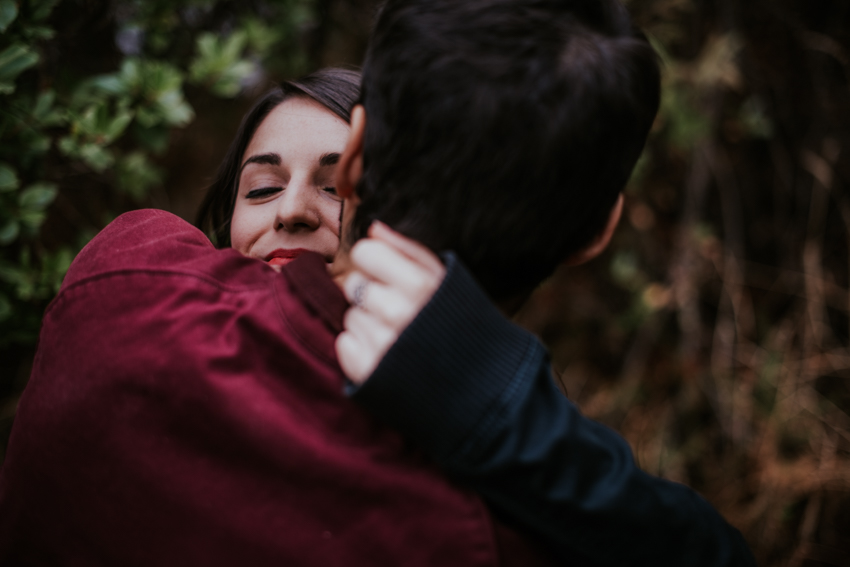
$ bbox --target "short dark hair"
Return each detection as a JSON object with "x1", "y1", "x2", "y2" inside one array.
[
  {"x1": 197, "y1": 68, "x2": 361, "y2": 247},
  {"x1": 352, "y1": 0, "x2": 660, "y2": 301}
]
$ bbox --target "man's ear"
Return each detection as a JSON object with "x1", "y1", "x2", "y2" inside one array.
[
  {"x1": 562, "y1": 193, "x2": 624, "y2": 267},
  {"x1": 336, "y1": 105, "x2": 366, "y2": 200}
]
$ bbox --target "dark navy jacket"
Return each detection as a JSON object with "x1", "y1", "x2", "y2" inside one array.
[{"x1": 354, "y1": 253, "x2": 757, "y2": 567}]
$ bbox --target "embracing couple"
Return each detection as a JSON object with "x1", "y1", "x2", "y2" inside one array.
[{"x1": 0, "y1": 0, "x2": 755, "y2": 565}]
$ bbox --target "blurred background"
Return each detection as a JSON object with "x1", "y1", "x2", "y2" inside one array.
[{"x1": 1, "y1": 0, "x2": 848, "y2": 564}]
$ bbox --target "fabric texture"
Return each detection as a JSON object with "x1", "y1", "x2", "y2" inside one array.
[
  {"x1": 0, "y1": 209, "x2": 552, "y2": 567},
  {"x1": 353, "y1": 252, "x2": 757, "y2": 567}
]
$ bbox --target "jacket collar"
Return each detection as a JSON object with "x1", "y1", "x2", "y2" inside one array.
[{"x1": 282, "y1": 252, "x2": 348, "y2": 335}]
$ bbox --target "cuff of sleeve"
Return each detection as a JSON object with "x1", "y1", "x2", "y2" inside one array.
[{"x1": 351, "y1": 252, "x2": 539, "y2": 460}]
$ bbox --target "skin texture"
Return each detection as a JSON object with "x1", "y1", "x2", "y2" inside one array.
[{"x1": 230, "y1": 97, "x2": 350, "y2": 270}]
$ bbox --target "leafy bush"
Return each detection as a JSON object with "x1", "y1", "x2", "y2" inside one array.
[{"x1": 0, "y1": 0, "x2": 315, "y2": 348}]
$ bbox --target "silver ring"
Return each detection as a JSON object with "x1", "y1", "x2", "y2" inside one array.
[{"x1": 352, "y1": 280, "x2": 368, "y2": 308}]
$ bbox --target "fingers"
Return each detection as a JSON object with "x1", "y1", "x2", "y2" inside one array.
[
  {"x1": 352, "y1": 222, "x2": 446, "y2": 288},
  {"x1": 343, "y1": 271, "x2": 371, "y2": 309},
  {"x1": 368, "y1": 221, "x2": 444, "y2": 274},
  {"x1": 335, "y1": 332, "x2": 370, "y2": 384},
  {"x1": 350, "y1": 239, "x2": 423, "y2": 290},
  {"x1": 337, "y1": 221, "x2": 447, "y2": 386},
  {"x1": 342, "y1": 271, "x2": 374, "y2": 309},
  {"x1": 336, "y1": 303, "x2": 397, "y2": 385},
  {"x1": 343, "y1": 306, "x2": 396, "y2": 353},
  {"x1": 342, "y1": 271, "x2": 418, "y2": 328}
]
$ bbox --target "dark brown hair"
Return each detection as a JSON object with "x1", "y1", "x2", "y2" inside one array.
[
  {"x1": 354, "y1": 0, "x2": 660, "y2": 301},
  {"x1": 196, "y1": 68, "x2": 361, "y2": 247}
]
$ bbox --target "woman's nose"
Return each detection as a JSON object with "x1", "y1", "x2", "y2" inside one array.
[{"x1": 274, "y1": 181, "x2": 320, "y2": 233}]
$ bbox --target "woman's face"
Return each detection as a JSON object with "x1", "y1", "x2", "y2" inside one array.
[{"x1": 230, "y1": 96, "x2": 350, "y2": 270}]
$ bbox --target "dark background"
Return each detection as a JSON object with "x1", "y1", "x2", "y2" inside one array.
[{"x1": 1, "y1": 1, "x2": 849, "y2": 565}]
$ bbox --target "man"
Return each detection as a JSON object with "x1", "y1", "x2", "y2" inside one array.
[
  {"x1": 0, "y1": 0, "x2": 754, "y2": 566},
  {"x1": 330, "y1": 0, "x2": 754, "y2": 564}
]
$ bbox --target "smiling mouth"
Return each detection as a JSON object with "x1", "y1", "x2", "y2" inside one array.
[{"x1": 264, "y1": 248, "x2": 310, "y2": 267}]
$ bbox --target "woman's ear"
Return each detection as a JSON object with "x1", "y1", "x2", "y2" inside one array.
[
  {"x1": 336, "y1": 105, "x2": 366, "y2": 200},
  {"x1": 562, "y1": 193, "x2": 624, "y2": 267}
]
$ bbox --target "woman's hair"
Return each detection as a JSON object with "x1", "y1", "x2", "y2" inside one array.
[{"x1": 196, "y1": 67, "x2": 361, "y2": 247}]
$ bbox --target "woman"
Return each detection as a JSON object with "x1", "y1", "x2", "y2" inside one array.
[{"x1": 196, "y1": 67, "x2": 359, "y2": 268}]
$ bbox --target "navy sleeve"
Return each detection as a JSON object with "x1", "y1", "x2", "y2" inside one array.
[{"x1": 352, "y1": 253, "x2": 755, "y2": 567}]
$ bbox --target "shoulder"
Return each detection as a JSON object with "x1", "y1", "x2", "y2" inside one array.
[
  {"x1": 62, "y1": 209, "x2": 210, "y2": 286},
  {"x1": 61, "y1": 209, "x2": 270, "y2": 292}
]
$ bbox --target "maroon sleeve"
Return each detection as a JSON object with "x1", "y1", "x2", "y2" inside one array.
[{"x1": 0, "y1": 209, "x2": 553, "y2": 567}]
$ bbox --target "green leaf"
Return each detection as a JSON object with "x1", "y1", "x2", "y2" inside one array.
[
  {"x1": 116, "y1": 151, "x2": 162, "y2": 200},
  {"x1": 19, "y1": 182, "x2": 58, "y2": 211},
  {"x1": 0, "y1": 261, "x2": 21, "y2": 284},
  {"x1": 222, "y1": 31, "x2": 247, "y2": 62},
  {"x1": 25, "y1": 133, "x2": 51, "y2": 154},
  {"x1": 0, "y1": 44, "x2": 39, "y2": 83},
  {"x1": 0, "y1": 254, "x2": 37, "y2": 300},
  {"x1": 210, "y1": 60, "x2": 255, "y2": 98},
  {"x1": 57, "y1": 136, "x2": 76, "y2": 156},
  {"x1": 135, "y1": 105, "x2": 162, "y2": 128},
  {"x1": 77, "y1": 104, "x2": 104, "y2": 136},
  {"x1": 118, "y1": 58, "x2": 141, "y2": 88},
  {"x1": 19, "y1": 209, "x2": 45, "y2": 232},
  {"x1": 31, "y1": 0, "x2": 59, "y2": 21},
  {"x1": 195, "y1": 34, "x2": 219, "y2": 64},
  {"x1": 31, "y1": 90, "x2": 63, "y2": 127},
  {"x1": 89, "y1": 74, "x2": 126, "y2": 96},
  {"x1": 135, "y1": 60, "x2": 182, "y2": 98},
  {"x1": 79, "y1": 144, "x2": 114, "y2": 172},
  {"x1": 242, "y1": 17, "x2": 282, "y2": 54},
  {"x1": 0, "y1": 0, "x2": 18, "y2": 33},
  {"x1": 155, "y1": 90, "x2": 194, "y2": 126},
  {"x1": 32, "y1": 90, "x2": 55, "y2": 120},
  {"x1": 23, "y1": 26, "x2": 55, "y2": 41},
  {"x1": 133, "y1": 124, "x2": 170, "y2": 154},
  {"x1": 40, "y1": 247, "x2": 73, "y2": 292},
  {"x1": 189, "y1": 31, "x2": 253, "y2": 97},
  {"x1": 0, "y1": 219, "x2": 19, "y2": 245},
  {"x1": 0, "y1": 162, "x2": 18, "y2": 192},
  {"x1": 103, "y1": 109, "x2": 134, "y2": 142},
  {"x1": 0, "y1": 293, "x2": 11, "y2": 322}
]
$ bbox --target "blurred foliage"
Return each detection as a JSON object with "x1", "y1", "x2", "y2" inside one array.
[
  {"x1": 0, "y1": 0, "x2": 316, "y2": 350},
  {"x1": 518, "y1": 1, "x2": 850, "y2": 564},
  {"x1": 1, "y1": 0, "x2": 849, "y2": 565}
]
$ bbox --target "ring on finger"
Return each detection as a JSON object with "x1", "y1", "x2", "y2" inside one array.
[{"x1": 352, "y1": 279, "x2": 369, "y2": 309}]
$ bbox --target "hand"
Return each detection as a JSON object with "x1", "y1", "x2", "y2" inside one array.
[{"x1": 336, "y1": 221, "x2": 446, "y2": 384}]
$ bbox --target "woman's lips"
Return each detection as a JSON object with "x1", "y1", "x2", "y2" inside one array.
[{"x1": 264, "y1": 248, "x2": 310, "y2": 267}]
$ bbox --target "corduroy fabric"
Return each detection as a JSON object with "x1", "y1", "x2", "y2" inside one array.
[{"x1": 0, "y1": 209, "x2": 553, "y2": 567}]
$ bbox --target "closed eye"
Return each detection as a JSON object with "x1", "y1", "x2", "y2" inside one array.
[
  {"x1": 322, "y1": 186, "x2": 337, "y2": 195},
  {"x1": 246, "y1": 186, "x2": 282, "y2": 199}
]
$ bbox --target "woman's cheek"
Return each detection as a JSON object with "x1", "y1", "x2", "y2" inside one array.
[
  {"x1": 229, "y1": 204, "x2": 259, "y2": 255},
  {"x1": 320, "y1": 199, "x2": 343, "y2": 234}
]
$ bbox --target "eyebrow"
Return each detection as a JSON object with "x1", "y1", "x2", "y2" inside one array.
[
  {"x1": 319, "y1": 153, "x2": 340, "y2": 167},
  {"x1": 240, "y1": 153, "x2": 280, "y2": 173},
  {"x1": 239, "y1": 152, "x2": 341, "y2": 173}
]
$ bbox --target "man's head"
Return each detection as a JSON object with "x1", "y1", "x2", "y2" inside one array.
[{"x1": 338, "y1": 0, "x2": 660, "y2": 303}]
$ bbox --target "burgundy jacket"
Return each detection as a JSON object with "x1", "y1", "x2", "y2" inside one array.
[{"x1": 0, "y1": 210, "x2": 553, "y2": 566}]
